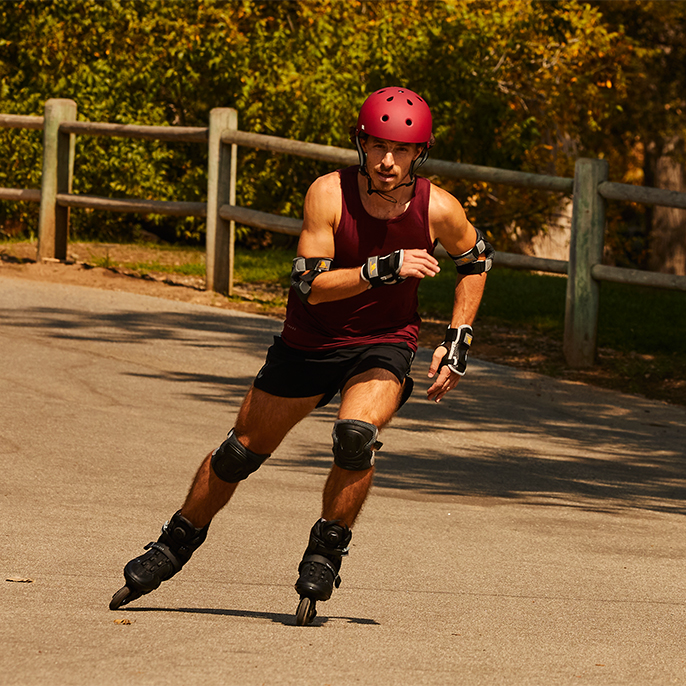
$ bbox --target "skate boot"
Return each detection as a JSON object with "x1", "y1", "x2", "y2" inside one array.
[
  {"x1": 294, "y1": 518, "x2": 352, "y2": 626},
  {"x1": 109, "y1": 510, "x2": 209, "y2": 610}
]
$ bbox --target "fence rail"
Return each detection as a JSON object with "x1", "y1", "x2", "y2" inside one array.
[
  {"x1": 591, "y1": 263, "x2": 686, "y2": 291},
  {"x1": 0, "y1": 188, "x2": 41, "y2": 202},
  {"x1": 0, "y1": 114, "x2": 44, "y2": 130},
  {"x1": 598, "y1": 180, "x2": 686, "y2": 209},
  {"x1": 60, "y1": 120, "x2": 208, "y2": 144},
  {"x1": 56, "y1": 193, "x2": 207, "y2": 217},
  {"x1": 2, "y1": 98, "x2": 686, "y2": 367}
]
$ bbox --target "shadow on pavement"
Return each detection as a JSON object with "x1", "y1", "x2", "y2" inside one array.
[
  {"x1": 4, "y1": 303, "x2": 685, "y2": 516},
  {"x1": 120, "y1": 605, "x2": 380, "y2": 626},
  {"x1": 0, "y1": 305, "x2": 275, "y2": 351}
]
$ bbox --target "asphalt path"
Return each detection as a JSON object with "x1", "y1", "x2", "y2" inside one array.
[{"x1": 2, "y1": 275, "x2": 685, "y2": 686}]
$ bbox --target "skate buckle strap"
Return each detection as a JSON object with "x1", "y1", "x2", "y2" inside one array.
[
  {"x1": 298, "y1": 553, "x2": 341, "y2": 586},
  {"x1": 143, "y1": 541, "x2": 183, "y2": 571}
]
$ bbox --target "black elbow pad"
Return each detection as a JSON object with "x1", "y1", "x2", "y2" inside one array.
[
  {"x1": 291, "y1": 257, "x2": 333, "y2": 303},
  {"x1": 448, "y1": 229, "x2": 495, "y2": 275}
]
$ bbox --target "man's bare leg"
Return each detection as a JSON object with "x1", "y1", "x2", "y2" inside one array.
[
  {"x1": 321, "y1": 368, "x2": 403, "y2": 527},
  {"x1": 181, "y1": 386, "x2": 322, "y2": 527},
  {"x1": 321, "y1": 466, "x2": 374, "y2": 528},
  {"x1": 294, "y1": 368, "x2": 403, "y2": 620}
]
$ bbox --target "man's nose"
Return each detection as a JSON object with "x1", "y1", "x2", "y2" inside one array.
[{"x1": 381, "y1": 152, "x2": 394, "y2": 167}]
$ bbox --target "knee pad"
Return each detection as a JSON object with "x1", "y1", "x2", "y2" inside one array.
[
  {"x1": 331, "y1": 419, "x2": 381, "y2": 471},
  {"x1": 211, "y1": 429, "x2": 271, "y2": 483}
]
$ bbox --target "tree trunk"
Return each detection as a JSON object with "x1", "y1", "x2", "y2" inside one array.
[{"x1": 644, "y1": 136, "x2": 686, "y2": 275}]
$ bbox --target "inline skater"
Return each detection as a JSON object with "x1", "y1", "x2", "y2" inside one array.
[{"x1": 109, "y1": 86, "x2": 493, "y2": 625}]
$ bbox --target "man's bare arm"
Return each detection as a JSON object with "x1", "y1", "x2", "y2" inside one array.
[{"x1": 426, "y1": 185, "x2": 490, "y2": 402}]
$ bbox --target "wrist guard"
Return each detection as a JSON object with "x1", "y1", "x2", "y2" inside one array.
[
  {"x1": 438, "y1": 325, "x2": 473, "y2": 376},
  {"x1": 360, "y1": 249, "x2": 405, "y2": 288}
]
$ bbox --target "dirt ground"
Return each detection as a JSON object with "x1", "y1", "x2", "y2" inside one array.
[{"x1": 2, "y1": 240, "x2": 684, "y2": 407}]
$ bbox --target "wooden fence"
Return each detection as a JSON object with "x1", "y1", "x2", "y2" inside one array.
[{"x1": 2, "y1": 98, "x2": 686, "y2": 368}]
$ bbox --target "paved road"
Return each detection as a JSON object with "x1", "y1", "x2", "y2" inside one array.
[{"x1": 2, "y1": 275, "x2": 685, "y2": 686}]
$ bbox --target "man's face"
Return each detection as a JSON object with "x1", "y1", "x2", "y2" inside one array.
[{"x1": 361, "y1": 135, "x2": 423, "y2": 190}]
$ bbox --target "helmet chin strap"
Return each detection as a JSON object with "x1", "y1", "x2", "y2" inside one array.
[{"x1": 364, "y1": 173, "x2": 415, "y2": 204}]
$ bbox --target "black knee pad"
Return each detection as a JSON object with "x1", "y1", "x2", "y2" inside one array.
[
  {"x1": 211, "y1": 429, "x2": 271, "y2": 483},
  {"x1": 331, "y1": 419, "x2": 381, "y2": 471}
]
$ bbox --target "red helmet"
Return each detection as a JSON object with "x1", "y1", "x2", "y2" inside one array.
[{"x1": 355, "y1": 87, "x2": 433, "y2": 146}]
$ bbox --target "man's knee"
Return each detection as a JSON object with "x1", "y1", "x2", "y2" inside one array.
[
  {"x1": 211, "y1": 429, "x2": 271, "y2": 483},
  {"x1": 331, "y1": 419, "x2": 382, "y2": 471}
]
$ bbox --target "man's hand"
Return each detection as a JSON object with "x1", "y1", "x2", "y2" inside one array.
[
  {"x1": 426, "y1": 344, "x2": 461, "y2": 402},
  {"x1": 399, "y1": 249, "x2": 440, "y2": 280},
  {"x1": 361, "y1": 248, "x2": 440, "y2": 288}
]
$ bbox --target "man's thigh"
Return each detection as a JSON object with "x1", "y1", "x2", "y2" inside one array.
[
  {"x1": 234, "y1": 385, "x2": 323, "y2": 454},
  {"x1": 338, "y1": 368, "x2": 403, "y2": 428}
]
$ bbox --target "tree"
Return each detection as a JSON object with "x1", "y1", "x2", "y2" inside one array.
[
  {"x1": 589, "y1": 0, "x2": 686, "y2": 275},
  {"x1": 0, "y1": 0, "x2": 683, "y2": 270}
]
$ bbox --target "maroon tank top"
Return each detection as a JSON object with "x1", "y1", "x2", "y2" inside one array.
[{"x1": 281, "y1": 166, "x2": 434, "y2": 351}]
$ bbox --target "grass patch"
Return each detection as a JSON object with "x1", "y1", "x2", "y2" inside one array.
[
  {"x1": 91, "y1": 246, "x2": 293, "y2": 285},
  {"x1": 120, "y1": 260, "x2": 206, "y2": 277},
  {"x1": 234, "y1": 247, "x2": 292, "y2": 285},
  {"x1": 419, "y1": 262, "x2": 566, "y2": 334},
  {"x1": 597, "y1": 281, "x2": 686, "y2": 355}
]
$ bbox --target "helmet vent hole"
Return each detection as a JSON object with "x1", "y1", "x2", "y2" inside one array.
[
  {"x1": 407, "y1": 99, "x2": 414, "y2": 106},
  {"x1": 386, "y1": 96, "x2": 394, "y2": 102},
  {"x1": 382, "y1": 115, "x2": 390, "y2": 122},
  {"x1": 406, "y1": 118, "x2": 413, "y2": 127}
]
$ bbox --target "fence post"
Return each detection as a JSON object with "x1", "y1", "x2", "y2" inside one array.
[
  {"x1": 206, "y1": 107, "x2": 237, "y2": 295},
  {"x1": 37, "y1": 99, "x2": 77, "y2": 261},
  {"x1": 563, "y1": 157, "x2": 609, "y2": 367}
]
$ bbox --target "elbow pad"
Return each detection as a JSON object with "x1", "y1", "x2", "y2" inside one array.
[
  {"x1": 448, "y1": 229, "x2": 494, "y2": 275},
  {"x1": 291, "y1": 257, "x2": 333, "y2": 303}
]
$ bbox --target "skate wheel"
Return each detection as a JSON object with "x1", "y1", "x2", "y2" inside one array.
[
  {"x1": 109, "y1": 585, "x2": 132, "y2": 611},
  {"x1": 296, "y1": 596, "x2": 317, "y2": 626}
]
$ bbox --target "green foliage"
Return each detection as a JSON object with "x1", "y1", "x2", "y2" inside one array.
[{"x1": 0, "y1": 0, "x2": 684, "y2": 258}]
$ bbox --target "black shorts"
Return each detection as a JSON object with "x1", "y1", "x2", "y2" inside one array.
[{"x1": 253, "y1": 336, "x2": 415, "y2": 408}]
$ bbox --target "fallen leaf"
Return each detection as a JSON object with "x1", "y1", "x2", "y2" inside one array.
[
  {"x1": 114, "y1": 619, "x2": 132, "y2": 625},
  {"x1": 6, "y1": 577, "x2": 34, "y2": 583}
]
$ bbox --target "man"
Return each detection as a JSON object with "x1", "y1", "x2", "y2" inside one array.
[{"x1": 109, "y1": 87, "x2": 493, "y2": 625}]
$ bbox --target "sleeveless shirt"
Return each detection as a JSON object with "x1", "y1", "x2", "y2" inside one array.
[{"x1": 281, "y1": 166, "x2": 434, "y2": 352}]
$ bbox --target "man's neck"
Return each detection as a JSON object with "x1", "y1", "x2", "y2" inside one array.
[{"x1": 357, "y1": 171, "x2": 415, "y2": 219}]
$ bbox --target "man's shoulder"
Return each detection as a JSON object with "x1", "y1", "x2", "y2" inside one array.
[
  {"x1": 307, "y1": 169, "x2": 344, "y2": 201},
  {"x1": 426, "y1": 181, "x2": 471, "y2": 248},
  {"x1": 303, "y1": 170, "x2": 346, "y2": 231},
  {"x1": 428, "y1": 182, "x2": 466, "y2": 221}
]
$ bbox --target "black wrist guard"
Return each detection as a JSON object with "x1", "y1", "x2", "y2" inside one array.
[
  {"x1": 438, "y1": 325, "x2": 473, "y2": 376},
  {"x1": 360, "y1": 249, "x2": 405, "y2": 288}
]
